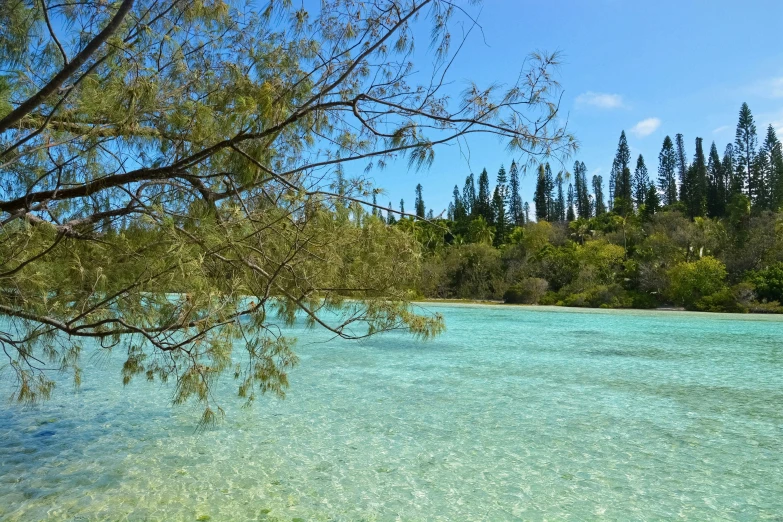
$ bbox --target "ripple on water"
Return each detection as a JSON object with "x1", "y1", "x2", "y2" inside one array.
[{"x1": 0, "y1": 305, "x2": 782, "y2": 520}]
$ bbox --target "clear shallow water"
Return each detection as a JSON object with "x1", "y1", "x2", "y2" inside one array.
[{"x1": 1, "y1": 304, "x2": 782, "y2": 521}]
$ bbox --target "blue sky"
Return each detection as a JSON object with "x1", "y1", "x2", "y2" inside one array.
[{"x1": 362, "y1": 0, "x2": 783, "y2": 216}]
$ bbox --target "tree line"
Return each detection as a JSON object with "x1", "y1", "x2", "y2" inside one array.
[{"x1": 383, "y1": 102, "x2": 783, "y2": 312}]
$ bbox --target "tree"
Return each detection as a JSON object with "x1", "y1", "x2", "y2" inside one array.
[
  {"x1": 0, "y1": 0, "x2": 577, "y2": 414},
  {"x1": 675, "y1": 133, "x2": 689, "y2": 203},
  {"x1": 573, "y1": 161, "x2": 590, "y2": 219},
  {"x1": 452, "y1": 185, "x2": 467, "y2": 222},
  {"x1": 667, "y1": 257, "x2": 729, "y2": 310},
  {"x1": 400, "y1": 199, "x2": 406, "y2": 215},
  {"x1": 534, "y1": 164, "x2": 549, "y2": 221},
  {"x1": 633, "y1": 155, "x2": 650, "y2": 210},
  {"x1": 415, "y1": 184, "x2": 426, "y2": 218},
  {"x1": 759, "y1": 125, "x2": 783, "y2": 210},
  {"x1": 476, "y1": 168, "x2": 493, "y2": 223},
  {"x1": 658, "y1": 136, "x2": 678, "y2": 206},
  {"x1": 706, "y1": 142, "x2": 726, "y2": 218},
  {"x1": 493, "y1": 166, "x2": 508, "y2": 243},
  {"x1": 611, "y1": 131, "x2": 632, "y2": 215},
  {"x1": 566, "y1": 183, "x2": 576, "y2": 222},
  {"x1": 593, "y1": 175, "x2": 606, "y2": 216},
  {"x1": 555, "y1": 171, "x2": 566, "y2": 222},
  {"x1": 683, "y1": 137, "x2": 708, "y2": 219},
  {"x1": 508, "y1": 161, "x2": 524, "y2": 226},
  {"x1": 734, "y1": 102, "x2": 758, "y2": 199},
  {"x1": 387, "y1": 202, "x2": 397, "y2": 224},
  {"x1": 463, "y1": 173, "x2": 476, "y2": 216},
  {"x1": 524, "y1": 202, "x2": 531, "y2": 224}
]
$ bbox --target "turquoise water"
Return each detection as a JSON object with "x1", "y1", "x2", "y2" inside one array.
[{"x1": 1, "y1": 304, "x2": 782, "y2": 521}]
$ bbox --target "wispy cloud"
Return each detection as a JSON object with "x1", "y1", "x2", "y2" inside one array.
[
  {"x1": 575, "y1": 91, "x2": 625, "y2": 109},
  {"x1": 712, "y1": 125, "x2": 730, "y2": 134},
  {"x1": 630, "y1": 117, "x2": 661, "y2": 138}
]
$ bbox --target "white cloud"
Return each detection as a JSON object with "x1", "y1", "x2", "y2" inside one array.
[
  {"x1": 630, "y1": 117, "x2": 661, "y2": 138},
  {"x1": 712, "y1": 125, "x2": 730, "y2": 134},
  {"x1": 575, "y1": 91, "x2": 625, "y2": 109}
]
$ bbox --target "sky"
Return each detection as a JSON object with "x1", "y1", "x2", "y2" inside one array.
[{"x1": 358, "y1": 0, "x2": 783, "y2": 217}]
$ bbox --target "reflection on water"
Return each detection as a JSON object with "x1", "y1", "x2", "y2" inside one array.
[{"x1": 1, "y1": 305, "x2": 782, "y2": 520}]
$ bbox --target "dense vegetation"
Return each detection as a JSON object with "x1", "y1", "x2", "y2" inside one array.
[{"x1": 388, "y1": 103, "x2": 783, "y2": 312}]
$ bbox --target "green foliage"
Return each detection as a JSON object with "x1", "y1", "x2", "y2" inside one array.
[
  {"x1": 667, "y1": 256, "x2": 729, "y2": 310},
  {"x1": 747, "y1": 262, "x2": 783, "y2": 303}
]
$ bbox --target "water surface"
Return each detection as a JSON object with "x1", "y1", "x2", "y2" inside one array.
[{"x1": 1, "y1": 305, "x2": 782, "y2": 520}]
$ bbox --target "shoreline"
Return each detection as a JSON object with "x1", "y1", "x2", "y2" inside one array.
[{"x1": 414, "y1": 298, "x2": 782, "y2": 315}]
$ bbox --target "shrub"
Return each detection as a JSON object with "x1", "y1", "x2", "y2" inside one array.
[
  {"x1": 666, "y1": 256, "x2": 729, "y2": 310},
  {"x1": 747, "y1": 262, "x2": 783, "y2": 303},
  {"x1": 504, "y1": 277, "x2": 549, "y2": 304}
]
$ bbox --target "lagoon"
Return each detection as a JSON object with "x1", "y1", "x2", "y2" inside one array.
[{"x1": 1, "y1": 304, "x2": 782, "y2": 520}]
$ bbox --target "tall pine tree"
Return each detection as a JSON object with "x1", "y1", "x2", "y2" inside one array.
[
  {"x1": 566, "y1": 183, "x2": 576, "y2": 221},
  {"x1": 476, "y1": 168, "x2": 493, "y2": 222},
  {"x1": 534, "y1": 164, "x2": 549, "y2": 221},
  {"x1": 555, "y1": 171, "x2": 566, "y2": 222},
  {"x1": 706, "y1": 142, "x2": 726, "y2": 218},
  {"x1": 759, "y1": 125, "x2": 782, "y2": 210},
  {"x1": 675, "y1": 133, "x2": 688, "y2": 203},
  {"x1": 452, "y1": 185, "x2": 466, "y2": 221},
  {"x1": 734, "y1": 102, "x2": 757, "y2": 200},
  {"x1": 508, "y1": 160, "x2": 524, "y2": 226},
  {"x1": 414, "y1": 183, "x2": 425, "y2": 218},
  {"x1": 658, "y1": 136, "x2": 678, "y2": 206},
  {"x1": 592, "y1": 175, "x2": 606, "y2": 216},
  {"x1": 633, "y1": 154, "x2": 650, "y2": 210},
  {"x1": 463, "y1": 173, "x2": 476, "y2": 216},
  {"x1": 684, "y1": 137, "x2": 708, "y2": 219}
]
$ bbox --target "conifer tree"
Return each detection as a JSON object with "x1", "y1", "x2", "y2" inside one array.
[
  {"x1": 372, "y1": 193, "x2": 379, "y2": 217},
  {"x1": 675, "y1": 133, "x2": 689, "y2": 203},
  {"x1": 734, "y1": 102, "x2": 757, "y2": 198},
  {"x1": 566, "y1": 183, "x2": 576, "y2": 222},
  {"x1": 492, "y1": 187, "x2": 507, "y2": 245},
  {"x1": 508, "y1": 161, "x2": 524, "y2": 226},
  {"x1": 574, "y1": 161, "x2": 590, "y2": 218},
  {"x1": 759, "y1": 125, "x2": 783, "y2": 210},
  {"x1": 555, "y1": 171, "x2": 566, "y2": 221},
  {"x1": 534, "y1": 164, "x2": 549, "y2": 221},
  {"x1": 544, "y1": 163, "x2": 555, "y2": 218},
  {"x1": 593, "y1": 175, "x2": 606, "y2": 216},
  {"x1": 399, "y1": 199, "x2": 405, "y2": 215},
  {"x1": 387, "y1": 202, "x2": 396, "y2": 224},
  {"x1": 463, "y1": 174, "x2": 476, "y2": 216},
  {"x1": 658, "y1": 136, "x2": 678, "y2": 205},
  {"x1": 644, "y1": 183, "x2": 660, "y2": 218},
  {"x1": 476, "y1": 168, "x2": 493, "y2": 222},
  {"x1": 633, "y1": 155, "x2": 650, "y2": 210},
  {"x1": 610, "y1": 131, "x2": 632, "y2": 214},
  {"x1": 684, "y1": 137, "x2": 708, "y2": 218},
  {"x1": 524, "y1": 202, "x2": 531, "y2": 224},
  {"x1": 414, "y1": 184, "x2": 426, "y2": 218},
  {"x1": 723, "y1": 144, "x2": 739, "y2": 197},
  {"x1": 707, "y1": 142, "x2": 726, "y2": 218},
  {"x1": 452, "y1": 185, "x2": 467, "y2": 221},
  {"x1": 426, "y1": 209, "x2": 434, "y2": 219}
]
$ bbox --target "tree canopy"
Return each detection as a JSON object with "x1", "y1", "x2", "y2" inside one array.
[{"x1": 0, "y1": 0, "x2": 575, "y2": 422}]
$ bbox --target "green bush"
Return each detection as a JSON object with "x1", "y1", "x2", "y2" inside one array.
[
  {"x1": 747, "y1": 262, "x2": 783, "y2": 303},
  {"x1": 504, "y1": 277, "x2": 549, "y2": 304},
  {"x1": 667, "y1": 256, "x2": 729, "y2": 310}
]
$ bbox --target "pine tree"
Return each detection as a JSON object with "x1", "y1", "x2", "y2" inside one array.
[
  {"x1": 566, "y1": 183, "x2": 576, "y2": 221},
  {"x1": 644, "y1": 182, "x2": 660, "y2": 218},
  {"x1": 452, "y1": 185, "x2": 466, "y2": 221},
  {"x1": 462, "y1": 173, "x2": 476, "y2": 216},
  {"x1": 508, "y1": 161, "x2": 524, "y2": 226},
  {"x1": 399, "y1": 198, "x2": 405, "y2": 215},
  {"x1": 609, "y1": 131, "x2": 632, "y2": 214},
  {"x1": 734, "y1": 102, "x2": 757, "y2": 199},
  {"x1": 544, "y1": 163, "x2": 555, "y2": 218},
  {"x1": 633, "y1": 154, "x2": 650, "y2": 210},
  {"x1": 372, "y1": 193, "x2": 379, "y2": 218},
  {"x1": 555, "y1": 171, "x2": 566, "y2": 221},
  {"x1": 492, "y1": 186, "x2": 507, "y2": 245},
  {"x1": 574, "y1": 161, "x2": 590, "y2": 219},
  {"x1": 523, "y1": 202, "x2": 530, "y2": 224},
  {"x1": 534, "y1": 164, "x2": 549, "y2": 221},
  {"x1": 426, "y1": 209, "x2": 434, "y2": 220},
  {"x1": 706, "y1": 142, "x2": 726, "y2": 218},
  {"x1": 723, "y1": 144, "x2": 739, "y2": 198},
  {"x1": 476, "y1": 168, "x2": 493, "y2": 222},
  {"x1": 592, "y1": 175, "x2": 606, "y2": 216},
  {"x1": 685, "y1": 137, "x2": 708, "y2": 219},
  {"x1": 387, "y1": 202, "x2": 396, "y2": 224},
  {"x1": 675, "y1": 133, "x2": 688, "y2": 203},
  {"x1": 414, "y1": 184, "x2": 425, "y2": 218},
  {"x1": 658, "y1": 136, "x2": 678, "y2": 205},
  {"x1": 759, "y1": 125, "x2": 782, "y2": 210}
]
